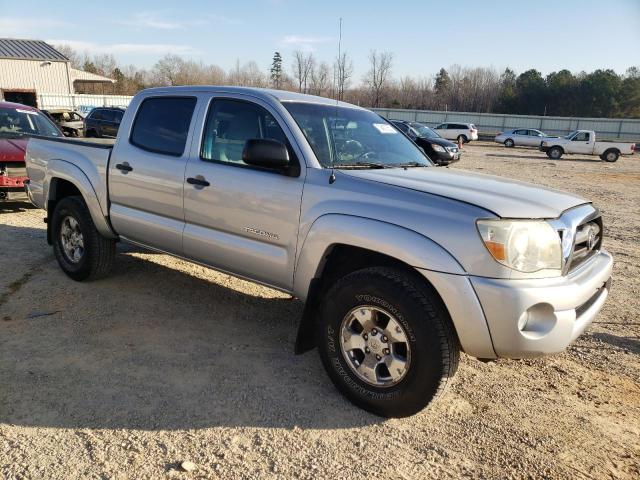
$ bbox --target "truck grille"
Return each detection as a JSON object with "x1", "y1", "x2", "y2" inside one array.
[{"x1": 567, "y1": 218, "x2": 602, "y2": 272}]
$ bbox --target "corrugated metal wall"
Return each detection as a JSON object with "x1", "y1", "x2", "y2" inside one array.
[
  {"x1": 373, "y1": 108, "x2": 640, "y2": 142},
  {"x1": 0, "y1": 59, "x2": 72, "y2": 94}
]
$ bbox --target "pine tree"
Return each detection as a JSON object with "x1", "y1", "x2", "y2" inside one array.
[{"x1": 270, "y1": 52, "x2": 283, "y2": 89}]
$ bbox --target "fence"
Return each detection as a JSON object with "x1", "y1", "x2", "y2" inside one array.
[
  {"x1": 38, "y1": 93, "x2": 133, "y2": 113},
  {"x1": 36, "y1": 94, "x2": 640, "y2": 142},
  {"x1": 372, "y1": 108, "x2": 640, "y2": 142}
]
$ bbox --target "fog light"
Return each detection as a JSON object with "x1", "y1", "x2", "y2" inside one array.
[{"x1": 517, "y1": 303, "x2": 557, "y2": 338}]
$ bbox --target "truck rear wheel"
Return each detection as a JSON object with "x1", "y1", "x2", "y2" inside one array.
[
  {"x1": 51, "y1": 196, "x2": 115, "y2": 281},
  {"x1": 601, "y1": 149, "x2": 619, "y2": 162},
  {"x1": 317, "y1": 267, "x2": 459, "y2": 417}
]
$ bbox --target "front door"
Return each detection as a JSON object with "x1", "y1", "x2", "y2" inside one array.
[
  {"x1": 570, "y1": 131, "x2": 593, "y2": 154},
  {"x1": 182, "y1": 95, "x2": 305, "y2": 291},
  {"x1": 108, "y1": 95, "x2": 198, "y2": 254}
]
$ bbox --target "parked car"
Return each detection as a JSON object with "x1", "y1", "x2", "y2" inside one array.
[
  {"x1": 42, "y1": 109, "x2": 85, "y2": 137},
  {"x1": 0, "y1": 101, "x2": 63, "y2": 202},
  {"x1": 25, "y1": 87, "x2": 612, "y2": 417},
  {"x1": 540, "y1": 130, "x2": 635, "y2": 162},
  {"x1": 83, "y1": 107, "x2": 125, "y2": 138},
  {"x1": 390, "y1": 120, "x2": 461, "y2": 165},
  {"x1": 433, "y1": 122, "x2": 478, "y2": 143},
  {"x1": 495, "y1": 128, "x2": 546, "y2": 147}
]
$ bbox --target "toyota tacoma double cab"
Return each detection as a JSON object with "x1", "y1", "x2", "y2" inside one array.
[
  {"x1": 25, "y1": 87, "x2": 613, "y2": 417},
  {"x1": 540, "y1": 130, "x2": 635, "y2": 162}
]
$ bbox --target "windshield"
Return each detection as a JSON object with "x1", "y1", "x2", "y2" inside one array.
[
  {"x1": 283, "y1": 102, "x2": 432, "y2": 168},
  {"x1": 0, "y1": 107, "x2": 61, "y2": 138},
  {"x1": 410, "y1": 123, "x2": 440, "y2": 139}
]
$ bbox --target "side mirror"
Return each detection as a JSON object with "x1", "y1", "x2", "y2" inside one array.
[{"x1": 243, "y1": 138, "x2": 296, "y2": 175}]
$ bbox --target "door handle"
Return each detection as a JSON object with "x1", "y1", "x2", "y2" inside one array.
[
  {"x1": 115, "y1": 163, "x2": 133, "y2": 172},
  {"x1": 187, "y1": 176, "x2": 210, "y2": 187}
]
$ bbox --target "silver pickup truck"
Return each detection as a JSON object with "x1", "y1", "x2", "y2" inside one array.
[{"x1": 25, "y1": 87, "x2": 613, "y2": 417}]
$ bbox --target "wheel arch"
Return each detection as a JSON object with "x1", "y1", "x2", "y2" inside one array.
[
  {"x1": 45, "y1": 161, "x2": 116, "y2": 243},
  {"x1": 293, "y1": 214, "x2": 465, "y2": 353}
]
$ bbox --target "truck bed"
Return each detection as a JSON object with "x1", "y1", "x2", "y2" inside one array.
[{"x1": 25, "y1": 135, "x2": 113, "y2": 213}]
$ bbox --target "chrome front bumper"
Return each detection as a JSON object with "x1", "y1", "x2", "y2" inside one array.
[{"x1": 470, "y1": 250, "x2": 613, "y2": 358}]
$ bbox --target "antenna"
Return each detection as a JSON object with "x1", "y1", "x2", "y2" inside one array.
[{"x1": 329, "y1": 17, "x2": 342, "y2": 185}]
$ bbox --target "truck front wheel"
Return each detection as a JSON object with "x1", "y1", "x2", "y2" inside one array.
[
  {"x1": 317, "y1": 267, "x2": 459, "y2": 417},
  {"x1": 547, "y1": 146, "x2": 563, "y2": 160},
  {"x1": 51, "y1": 196, "x2": 116, "y2": 281}
]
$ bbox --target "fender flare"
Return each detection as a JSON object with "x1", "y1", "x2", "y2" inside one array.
[
  {"x1": 292, "y1": 214, "x2": 468, "y2": 354},
  {"x1": 293, "y1": 214, "x2": 465, "y2": 300},
  {"x1": 45, "y1": 159, "x2": 116, "y2": 239}
]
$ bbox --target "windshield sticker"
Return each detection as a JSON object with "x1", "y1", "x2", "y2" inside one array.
[
  {"x1": 373, "y1": 123, "x2": 397, "y2": 134},
  {"x1": 15, "y1": 109, "x2": 38, "y2": 115}
]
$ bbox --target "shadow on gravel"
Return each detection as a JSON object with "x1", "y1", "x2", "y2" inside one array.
[
  {"x1": 0, "y1": 201, "x2": 38, "y2": 213},
  {"x1": 590, "y1": 332, "x2": 640, "y2": 355},
  {"x1": 485, "y1": 153, "x2": 600, "y2": 163},
  {"x1": 0, "y1": 224, "x2": 380, "y2": 431}
]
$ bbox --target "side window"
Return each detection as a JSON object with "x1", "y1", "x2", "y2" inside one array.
[
  {"x1": 90, "y1": 109, "x2": 103, "y2": 120},
  {"x1": 113, "y1": 110, "x2": 123, "y2": 123},
  {"x1": 130, "y1": 97, "x2": 196, "y2": 156},
  {"x1": 395, "y1": 123, "x2": 409, "y2": 133},
  {"x1": 437, "y1": 124, "x2": 447, "y2": 130},
  {"x1": 200, "y1": 99, "x2": 289, "y2": 166},
  {"x1": 573, "y1": 132, "x2": 590, "y2": 141},
  {"x1": 514, "y1": 129, "x2": 525, "y2": 135},
  {"x1": 102, "y1": 110, "x2": 116, "y2": 122}
]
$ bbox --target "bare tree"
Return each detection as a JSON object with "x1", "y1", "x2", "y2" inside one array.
[
  {"x1": 334, "y1": 52, "x2": 353, "y2": 101},
  {"x1": 364, "y1": 50, "x2": 393, "y2": 108},
  {"x1": 309, "y1": 61, "x2": 331, "y2": 96},
  {"x1": 292, "y1": 50, "x2": 315, "y2": 93}
]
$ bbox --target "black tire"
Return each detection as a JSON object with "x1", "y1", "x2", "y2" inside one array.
[
  {"x1": 51, "y1": 196, "x2": 115, "y2": 281},
  {"x1": 548, "y1": 146, "x2": 563, "y2": 160},
  {"x1": 601, "y1": 149, "x2": 619, "y2": 162},
  {"x1": 504, "y1": 138, "x2": 515, "y2": 148},
  {"x1": 317, "y1": 267, "x2": 459, "y2": 418},
  {"x1": 457, "y1": 134, "x2": 468, "y2": 144}
]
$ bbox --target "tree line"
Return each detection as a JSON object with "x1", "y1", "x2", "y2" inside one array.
[{"x1": 56, "y1": 44, "x2": 640, "y2": 119}]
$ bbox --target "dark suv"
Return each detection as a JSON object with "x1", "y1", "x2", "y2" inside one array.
[
  {"x1": 390, "y1": 120, "x2": 461, "y2": 166},
  {"x1": 83, "y1": 107, "x2": 125, "y2": 138}
]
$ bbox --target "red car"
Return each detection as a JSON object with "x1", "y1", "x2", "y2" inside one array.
[{"x1": 0, "y1": 101, "x2": 63, "y2": 202}]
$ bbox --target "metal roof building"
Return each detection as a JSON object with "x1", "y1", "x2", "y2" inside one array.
[{"x1": 0, "y1": 38, "x2": 114, "y2": 107}]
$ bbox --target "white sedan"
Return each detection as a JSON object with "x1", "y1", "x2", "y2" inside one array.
[{"x1": 495, "y1": 128, "x2": 546, "y2": 147}]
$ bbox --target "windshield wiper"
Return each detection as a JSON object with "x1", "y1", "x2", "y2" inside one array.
[
  {"x1": 397, "y1": 161, "x2": 429, "y2": 168},
  {"x1": 333, "y1": 161, "x2": 391, "y2": 169}
]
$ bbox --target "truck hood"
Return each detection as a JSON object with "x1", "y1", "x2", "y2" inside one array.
[
  {"x1": 0, "y1": 137, "x2": 27, "y2": 162},
  {"x1": 341, "y1": 167, "x2": 588, "y2": 218}
]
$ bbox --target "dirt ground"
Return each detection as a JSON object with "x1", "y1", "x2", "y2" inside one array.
[{"x1": 1, "y1": 143, "x2": 639, "y2": 479}]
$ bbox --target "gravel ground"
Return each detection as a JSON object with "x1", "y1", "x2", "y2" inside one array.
[{"x1": 1, "y1": 143, "x2": 639, "y2": 479}]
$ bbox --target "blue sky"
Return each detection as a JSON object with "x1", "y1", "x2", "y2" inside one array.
[{"x1": 1, "y1": 0, "x2": 638, "y2": 81}]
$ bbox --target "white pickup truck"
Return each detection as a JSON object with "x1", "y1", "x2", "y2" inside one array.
[{"x1": 540, "y1": 130, "x2": 635, "y2": 162}]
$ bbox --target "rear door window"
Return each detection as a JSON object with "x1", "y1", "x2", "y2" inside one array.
[{"x1": 130, "y1": 97, "x2": 197, "y2": 156}]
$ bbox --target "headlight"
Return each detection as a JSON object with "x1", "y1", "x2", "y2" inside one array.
[
  {"x1": 477, "y1": 219, "x2": 561, "y2": 272},
  {"x1": 432, "y1": 144, "x2": 446, "y2": 152}
]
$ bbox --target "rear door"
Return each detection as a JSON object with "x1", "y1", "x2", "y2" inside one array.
[
  {"x1": 182, "y1": 94, "x2": 306, "y2": 291},
  {"x1": 108, "y1": 95, "x2": 198, "y2": 254}
]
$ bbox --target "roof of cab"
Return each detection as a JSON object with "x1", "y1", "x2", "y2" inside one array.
[{"x1": 139, "y1": 86, "x2": 365, "y2": 110}]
